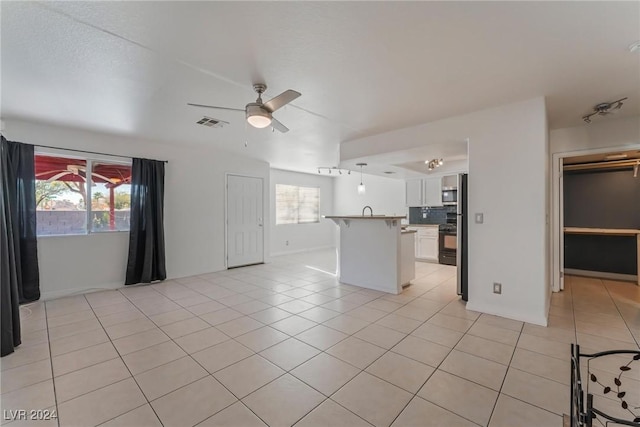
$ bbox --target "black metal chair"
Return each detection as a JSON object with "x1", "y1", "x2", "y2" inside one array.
[{"x1": 570, "y1": 344, "x2": 640, "y2": 426}]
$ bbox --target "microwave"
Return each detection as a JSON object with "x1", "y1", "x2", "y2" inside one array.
[{"x1": 441, "y1": 187, "x2": 457, "y2": 205}]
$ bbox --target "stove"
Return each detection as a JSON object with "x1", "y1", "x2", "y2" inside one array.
[
  {"x1": 439, "y1": 223, "x2": 457, "y2": 233},
  {"x1": 439, "y1": 222, "x2": 457, "y2": 265}
]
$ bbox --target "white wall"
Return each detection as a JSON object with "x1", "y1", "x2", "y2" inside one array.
[
  {"x1": 341, "y1": 97, "x2": 549, "y2": 325},
  {"x1": 4, "y1": 119, "x2": 270, "y2": 299},
  {"x1": 333, "y1": 173, "x2": 407, "y2": 217},
  {"x1": 270, "y1": 169, "x2": 335, "y2": 256},
  {"x1": 550, "y1": 116, "x2": 640, "y2": 154}
]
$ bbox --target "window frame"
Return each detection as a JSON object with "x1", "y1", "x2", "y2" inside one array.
[
  {"x1": 34, "y1": 150, "x2": 132, "y2": 237},
  {"x1": 275, "y1": 184, "x2": 320, "y2": 225}
]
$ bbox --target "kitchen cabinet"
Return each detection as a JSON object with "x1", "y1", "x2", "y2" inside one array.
[
  {"x1": 405, "y1": 177, "x2": 443, "y2": 207},
  {"x1": 406, "y1": 179, "x2": 423, "y2": 207},
  {"x1": 423, "y1": 177, "x2": 443, "y2": 207},
  {"x1": 407, "y1": 225, "x2": 439, "y2": 262}
]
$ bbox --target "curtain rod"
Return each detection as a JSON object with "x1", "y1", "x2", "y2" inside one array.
[{"x1": 33, "y1": 143, "x2": 168, "y2": 163}]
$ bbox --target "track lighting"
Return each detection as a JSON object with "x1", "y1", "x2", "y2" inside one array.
[
  {"x1": 582, "y1": 97, "x2": 627, "y2": 123},
  {"x1": 317, "y1": 166, "x2": 350, "y2": 175},
  {"x1": 425, "y1": 158, "x2": 444, "y2": 171}
]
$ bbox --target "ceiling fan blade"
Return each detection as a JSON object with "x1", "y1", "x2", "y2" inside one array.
[
  {"x1": 187, "y1": 103, "x2": 244, "y2": 112},
  {"x1": 271, "y1": 117, "x2": 290, "y2": 133},
  {"x1": 262, "y1": 90, "x2": 301, "y2": 112}
]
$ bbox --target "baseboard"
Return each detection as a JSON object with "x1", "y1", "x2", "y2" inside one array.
[
  {"x1": 466, "y1": 301, "x2": 548, "y2": 326},
  {"x1": 565, "y1": 269, "x2": 638, "y2": 284},
  {"x1": 40, "y1": 282, "x2": 124, "y2": 301},
  {"x1": 271, "y1": 245, "x2": 336, "y2": 257}
]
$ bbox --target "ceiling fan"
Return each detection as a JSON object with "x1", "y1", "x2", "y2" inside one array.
[
  {"x1": 188, "y1": 84, "x2": 301, "y2": 133},
  {"x1": 582, "y1": 97, "x2": 627, "y2": 123}
]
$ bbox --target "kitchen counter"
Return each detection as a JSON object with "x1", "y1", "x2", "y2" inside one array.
[
  {"x1": 408, "y1": 223, "x2": 441, "y2": 227},
  {"x1": 564, "y1": 227, "x2": 640, "y2": 286},
  {"x1": 324, "y1": 215, "x2": 414, "y2": 294}
]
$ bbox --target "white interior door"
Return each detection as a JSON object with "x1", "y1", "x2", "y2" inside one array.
[{"x1": 227, "y1": 175, "x2": 264, "y2": 268}]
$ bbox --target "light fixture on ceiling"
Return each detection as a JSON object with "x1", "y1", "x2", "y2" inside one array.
[
  {"x1": 246, "y1": 104, "x2": 272, "y2": 128},
  {"x1": 188, "y1": 84, "x2": 300, "y2": 133},
  {"x1": 582, "y1": 97, "x2": 627, "y2": 123},
  {"x1": 356, "y1": 163, "x2": 367, "y2": 195},
  {"x1": 425, "y1": 158, "x2": 444, "y2": 171},
  {"x1": 318, "y1": 166, "x2": 350, "y2": 175}
]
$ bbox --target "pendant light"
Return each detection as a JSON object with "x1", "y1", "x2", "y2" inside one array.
[{"x1": 356, "y1": 163, "x2": 367, "y2": 195}]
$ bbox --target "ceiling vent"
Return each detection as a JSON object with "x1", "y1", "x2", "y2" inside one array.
[{"x1": 196, "y1": 116, "x2": 227, "y2": 128}]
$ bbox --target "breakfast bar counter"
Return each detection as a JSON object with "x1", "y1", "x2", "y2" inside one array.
[{"x1": 325, "y1": 215, "x2": 415, "y2": 294}]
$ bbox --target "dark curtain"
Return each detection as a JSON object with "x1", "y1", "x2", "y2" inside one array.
[
  {"x1": 125, "y1": 158, "x2": 166, "y2": 285},
  {"x1": 1, "y1": 136, "x2": 40, "y2": 357}
]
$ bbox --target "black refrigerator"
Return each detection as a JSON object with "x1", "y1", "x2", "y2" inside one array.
[{"x1": 456, "y1": 173, "x2": 468, "y2": 301}]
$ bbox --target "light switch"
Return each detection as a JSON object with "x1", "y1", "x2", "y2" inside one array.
[{"x1": 475, "y1": 213, "x2": 484, "y2": 224}]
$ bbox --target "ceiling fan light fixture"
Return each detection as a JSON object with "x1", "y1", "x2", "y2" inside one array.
[{"x1": 246, "y1": 105, "x2": 272, "y2": 128}]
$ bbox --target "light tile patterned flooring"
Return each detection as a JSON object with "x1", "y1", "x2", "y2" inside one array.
[{"x1": 1, "y1": 250, "x2": 639, "y2": 427}]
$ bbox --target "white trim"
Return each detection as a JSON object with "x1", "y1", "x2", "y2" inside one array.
[
  {"x1": 40, "y1": 283, "x2": 123, "y2": 301},
  {"x1": 466, "y1": 301, "x2": 548, "y2": 326},
  {"x1": 565, "y1": 269, "x2": 638, "y2": 283},
  {"x1": 270, "y1": 245, "x2": 336, "y2": 258},
  {"x1": 550, "y1": 143, "x2": 640, "y2": 293}
]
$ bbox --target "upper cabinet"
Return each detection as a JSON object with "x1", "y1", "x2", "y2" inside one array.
[
  {"x1": 423, "y1": 177, "x2": 443, "y2": 207},
  {"x1": 406, "y1": 177, "x2": 443, "y2": 207},
  {"x1": 406, "y1": 179, "x2": 423, "y2": 207}
]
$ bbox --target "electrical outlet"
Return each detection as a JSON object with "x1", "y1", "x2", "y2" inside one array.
[
  {"x1": 475, "y1": 213, "x2": 484, "y2": 224},
  {"x1": 285, "y1": 240, "x2": 289, "y2": 246},
  {"x1": 422, "y1": 213, "x2": 427, "y2": 218},
  {"x1": 493, "y1": 282, "x2": 502, "y2": 294}
]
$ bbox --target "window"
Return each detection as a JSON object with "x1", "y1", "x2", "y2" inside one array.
[
  {"x1": 35, "y1": 154, "x2": 132, "y2": 236},
  {"x1": 275, "y1": 184, "x2": 320, "y2": 225}
]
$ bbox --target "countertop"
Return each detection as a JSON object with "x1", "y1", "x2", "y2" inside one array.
[
  {"x1": 324, "y1": 215, "x2": 406, "y2": 220},
  {"x1": 401, "y1": 230, "x2": 417, "y2": 234},
  {"x1": 564, "y1": 227, "x2": 640, "y2": 236},
  {"x1": 406, "y1": 224, "x2": 441, "y2": 227}
]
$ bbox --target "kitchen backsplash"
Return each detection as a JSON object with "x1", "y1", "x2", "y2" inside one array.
[{"x1": 409, "y1": 206, "x2": 456, "y2": 224}]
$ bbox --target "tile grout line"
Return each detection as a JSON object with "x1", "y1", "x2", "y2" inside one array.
[
  {"x1": 41, "y1": 301, "x2": 61, "y2": 427},
  {"x1": 35, "y1": 262, "x2": 462, "y2": 427},
  {"x1": 86, "y1": 291, "x2": 167, "y2": 426},
  {"x1": 385, "y1": 306, "x2": 484, "y2": 427},
  {"x1": 601, "y1": 279, "x2": 640, "y2": 349},
  {"x1": 485, "y1": 321, "x2": 525, "y2": 426}
]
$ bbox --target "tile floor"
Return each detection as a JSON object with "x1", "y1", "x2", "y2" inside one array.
[{"x1": 1, "y1": 250, "x2": 639, "y2": 427}]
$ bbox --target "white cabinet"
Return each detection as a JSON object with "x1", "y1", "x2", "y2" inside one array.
[
  {"x1": 405, "y1": 179, "x2": 423, "y2": 207},
  {"x1": 408, "y1": 225, "x2": 439, "y2": 262},
  {"x1": 406, "y1": 177, "x2": 443, "y2": 207},
  {"x1": 423, "y1": 177, "x2": 443, "y2": 207}
]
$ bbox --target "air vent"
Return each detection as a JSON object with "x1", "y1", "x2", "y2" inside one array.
[{"x1": 196, "y1": 116, "x2": 226, "y2": 128}]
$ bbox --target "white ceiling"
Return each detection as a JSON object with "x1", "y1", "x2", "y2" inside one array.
[{"x1": 2, "y1": 2, "x2": 639, "y2": 173}]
